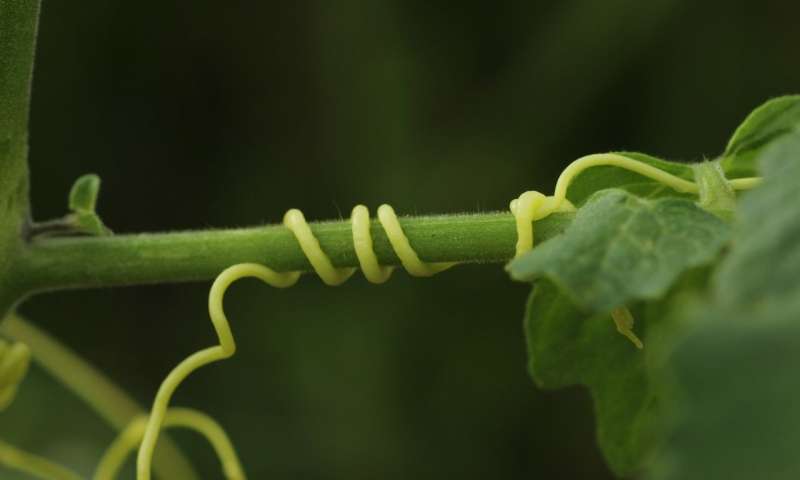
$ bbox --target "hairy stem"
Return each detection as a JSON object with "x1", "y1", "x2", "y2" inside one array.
[
  {"x1": 0, "y1": 0, "x2": 38, "y2": 315},
  {"x1": 10, "y1": 212, "x2": 572, "y2": 299},
  {"x1": 0, "y1": 0, "x2": 38, "y2": 171}
]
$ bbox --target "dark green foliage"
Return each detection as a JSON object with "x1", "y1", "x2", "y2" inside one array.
[
  {"x1": 512, "y1": 96, "x2": 800, "y2": 478},
  {"x1": 652, "y1": 131, "x2": 800, "y2": 480},
  {"x1": 510, "y1": 181, "x2": 727, "y2": 477},
  {"x1": 524, "y1": 269, "x2": 710, "y2": 477}
]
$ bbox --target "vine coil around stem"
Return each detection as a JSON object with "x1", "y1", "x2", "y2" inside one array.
[
  {"x1": 131, "y1": 153, "x2": 762, "y2": 480},
  {"x1": 0, "y1": 153, "x2": 762, "y2": 479}
]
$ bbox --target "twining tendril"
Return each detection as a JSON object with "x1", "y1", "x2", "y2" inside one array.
[
  {"x1": 135, "y1": 204, "x2": 452, "y2": 479},
  {"x1": 284, "y1": 205, "x2": 455, "y2": 285},
  {"x1": 0, "y1": 338, "x2": 31, "y2": 411},
  {"x1": 134, "y1": 263, "x2": 295, "y2": 480},
  {"x1": 134, "y1": 153, "x2": 762, "y2": 479},
  {"x1": 510, "y1": 153, "x2": 698, "y2": 258},
  {"x1": 509, "y1": 153, "x2": 760, "y2": 348},
  {"x1": 96, "y1": 407, "x2": 244, "y2": 480}
]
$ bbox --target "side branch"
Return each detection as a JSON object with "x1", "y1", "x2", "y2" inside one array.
[{"x1": 10, "y1": 212, "x2": 572, "y2": 297}]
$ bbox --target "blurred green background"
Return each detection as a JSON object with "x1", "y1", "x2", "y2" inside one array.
[{"x1": 2, "y1": 1, "x2": 799, "y2": 478}]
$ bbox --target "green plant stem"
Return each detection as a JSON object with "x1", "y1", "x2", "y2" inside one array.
[
  {"x1": 10, "y1": 212, "x2": 572, "y2": 299},
  {"x1": 0, "y1": 0, "x2": 38, "y2": 314},
  {"x1": 0, "y1": 0, "x2": 38, "y2": 171},
  {"x1": 0, "y1": 314, "x2": 200, "y2": 480}
]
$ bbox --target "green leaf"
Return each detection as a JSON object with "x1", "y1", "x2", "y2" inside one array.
[
  {"x1": 68, "y1": 173, "x2": 101, "y2": 213},
  {"x1": 721, "y1": 95, "x2": 800, "y2": 178},
  {"x1": 525, "y1": 270, "x2": 711, "y2": 477},
  {"x1": 508, "y1": 189, "x2": 729, "y2": 312},
  {"x1": 67, "y1": 174, "x2": 111, "y2": 236},
  {"x1": 565, "y1": 152, "x2": 696, "y2": 206},
  {"x1": 652, "y1": 131, "x2": 800, "y2": 479},
  {"x1": 24, "y1": 174, "x2": 111, "y2": 238}
]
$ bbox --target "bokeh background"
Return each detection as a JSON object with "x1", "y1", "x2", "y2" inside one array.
[{"x1": 2, "y1": 1, "x2": 799, "y2": 478}]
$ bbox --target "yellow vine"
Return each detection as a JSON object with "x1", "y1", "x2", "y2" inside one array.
[{"x1": 96, "y1": 407, "x2": 244, "y2": 480}]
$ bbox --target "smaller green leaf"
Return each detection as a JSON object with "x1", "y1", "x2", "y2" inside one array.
[
  {"x1": 68, "y1": 173, "x2": 101, "y2": 213},
  {"x1": 508, "y1": 189, "x2": 728, "y2": 312},
  {"x1": 721, "y1": 95, "x2": 800, "y2": 178},
  {"x1": 67, "y1": 173, "x2": 111, "y2": 236},
  {"x1": 565, "y1": 152, "x2": 696, "y2": 206}
]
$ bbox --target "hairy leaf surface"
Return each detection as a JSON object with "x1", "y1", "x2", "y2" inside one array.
[
  {"x1": 652, "y1": 131, "x2": 800, "y2": 480},
  {"x1": 508, "y1": 189, "x2": 728, "y2": 312}
]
